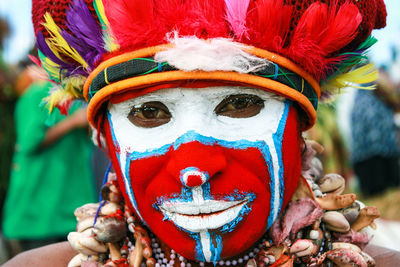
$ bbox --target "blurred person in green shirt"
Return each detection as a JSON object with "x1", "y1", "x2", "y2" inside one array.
[{"x1": 2, "y1": 79, "x2": 96, "y2": 254}]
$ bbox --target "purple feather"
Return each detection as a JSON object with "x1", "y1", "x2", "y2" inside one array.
[
  {"x1": 36, "y1": 31, "x2": 80, "y2": 77},
  {"x1": 65, "y1": 0, "x2": 106, "y2": 69},
  {"x1": 67, "y1": 0, "x2": 104, "y2": 48},
  {"x1": 69, "y1": 67, "x2": 89, "y2": 77},
  {"x1": 36, "y1": 32, "x2": 65, "y2": 66}
]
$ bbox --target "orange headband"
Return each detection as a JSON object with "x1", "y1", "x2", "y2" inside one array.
[{"x1": 84, "y1": 44, "x2": 320, "y2": 130}]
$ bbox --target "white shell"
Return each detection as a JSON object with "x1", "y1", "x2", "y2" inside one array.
[{"x1": 322, "y1": 211, "x2": 350, "y2": 233}]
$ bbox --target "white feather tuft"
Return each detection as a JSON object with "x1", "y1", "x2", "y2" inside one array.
[{"x1": 155, "y1": 34, "x2": 270, "y2": 74}]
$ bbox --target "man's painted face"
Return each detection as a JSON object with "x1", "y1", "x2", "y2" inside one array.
[{"x1": 104, "y1": 87, "x2": 301, "y2": 262}]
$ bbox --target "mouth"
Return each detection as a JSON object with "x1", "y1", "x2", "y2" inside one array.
[{"x1": 159, "y1": 197, "x2": 250, "y2": 233}]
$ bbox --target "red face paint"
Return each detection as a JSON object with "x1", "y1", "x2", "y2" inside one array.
[{"x1": 103, "y1": 106, "x2": 301, "y2": 261}]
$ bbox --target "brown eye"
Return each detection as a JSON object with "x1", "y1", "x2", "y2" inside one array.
[
  {"x1": 215, "y1": 94, "x2": 264, "y2": 118},
  {"x1": 128, "y1": 101, "x2": 171, "y2": 128}
]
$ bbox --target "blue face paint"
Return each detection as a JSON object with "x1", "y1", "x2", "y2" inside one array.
[
  {"x1": 154, "y1": 181, "x2": 256, "y2": 262},
  {"x1": 107, "y1": 111, "x2": 145, "y2": 222},
  {"x1": 108, "y1": 101, "x2": 292, "y2": 262},
  {"x1": 121, "y1": 131, "x2": 277, "y2": 225},
  {"x1": 271, "y1": 100, "x2": 291, "y2": 223},
  {"x1": 202, "y1": 182, "x2": 211, "y2": 200},
  {"x1": 192, "y1": 233, "x2": 206, "y2": 262},
  {"x1": 106, "y1": 112, "x2": 120, "y2": 151},
  {"x1": 210, "y1": 232, "x2": 223, "y2": 264},
  {"x1": 187, "y1": 231, "x2": 223, "y2": 263},
  {"x1": 219, "y1": 194, "x2": 256, "y2": 233},
  {"x1": 154, "y1": 183, "x2": 254, "y2": 210}
]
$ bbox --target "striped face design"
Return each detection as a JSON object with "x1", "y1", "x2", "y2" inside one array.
[{"x1": 105, "y1": 87, "x2": 301, "y2": 262}]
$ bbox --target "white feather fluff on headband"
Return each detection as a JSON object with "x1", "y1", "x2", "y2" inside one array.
[{"x1": 154, "y1": 34, "x2": 270, "y2": 74}]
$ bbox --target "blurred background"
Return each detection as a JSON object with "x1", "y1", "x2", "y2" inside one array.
[
  {"x1": 0, "y1": 0, "x2": 108, "y2": 262},
  {"x1": 1, "y1": 0, "x2": 400, "y2": 264}
]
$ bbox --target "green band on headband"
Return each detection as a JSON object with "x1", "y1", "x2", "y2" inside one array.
[{"x1": 88, "y1": 57, "x2": 318, "y2": 109}]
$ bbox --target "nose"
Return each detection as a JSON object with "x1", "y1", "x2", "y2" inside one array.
[
  {"x1": 180, "y1": 167, "x2": 209, "y2": 188},
  {"x1": 166, "y1": 141, "x2": 227, "y2": 188}
]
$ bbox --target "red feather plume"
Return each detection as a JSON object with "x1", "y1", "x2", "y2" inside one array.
[
  {"x1": 104, "y1": 0, "x2": 228, "y2": 52},
  {"x1": 245, "y1": 0, "x2": 293, "y2": 53},
  {"x1": 102, "y1": 0, "x2": 371, "y2": 80},
  {"x1": 103, "y1": 0, "x2": 164, "y2": 51},
  {"x1": 286, "y1": 1, "x2": 362, "y2": 80},
  {"x1": 156, "y1": 0, "x2": 227, "y2": 38}
]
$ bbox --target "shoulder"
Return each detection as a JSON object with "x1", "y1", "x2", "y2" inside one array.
[
  {"x1": 364, "y1": 244, "x2": 400, "y2": 267},
  {"x1": 3, "y1": 243, "x2": 400, "y2": 267},
  {"x1": 2, "y1": 242, "x2": 76, "y2": 267}
]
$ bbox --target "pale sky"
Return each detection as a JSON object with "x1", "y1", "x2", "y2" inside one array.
[
  {"x1": 369, "y1": 0, "x2": 400, "y2": 66},
  {"x1": 0, "y1": 0, "x2": 34, "y2": 64},
  {"x1": 0, "y1": 0, "x2": 399, "y2": 66}
]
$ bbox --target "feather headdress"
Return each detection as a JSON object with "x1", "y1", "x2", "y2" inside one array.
[{"x1": 32, "y1": 0, "x2": 386, "y2": 129}]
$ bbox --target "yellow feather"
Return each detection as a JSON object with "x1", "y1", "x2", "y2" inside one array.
[
  {"x1": 46, "y1": 76, "x2": 86, "y2": 112},
  {"x1": 46, "y1": 88, "x2": 65, "y2": 112},
  {"x1": 45, "y1": 87, "x2": 76, "y2": 113},
  {"x1": 40, "y1": 57, "x2": 61, "y2": 82},
  {"x1": 103, "y1": 36, "x2": 120, "y2": 52},
  {"x1": 62, "y1": 75, "x2": 86, "y2": 98},
  {"x1": 323, "y1": 63, "x2": 378, "y2": 92},
  {"x1": 42, "y1": 13, "x2": 89, "y2": 68}
]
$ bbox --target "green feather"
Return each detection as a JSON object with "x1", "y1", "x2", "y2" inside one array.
[
  {"x1": 38, "y1": 51, "x2": 61, "y2": 83},
  {"x1": 93, "y1": 0, "x2": 108, "y2": 32},
  {"x1": 326, "y1": 35, "x2": 378, "y2": 80}
]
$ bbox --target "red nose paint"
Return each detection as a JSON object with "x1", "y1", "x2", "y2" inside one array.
[{"x1": 184, "y1": 174, "x2": 205, "y2": 187}]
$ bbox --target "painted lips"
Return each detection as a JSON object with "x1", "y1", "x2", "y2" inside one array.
[{"x1": 159, "y1": 194, "x2": 250, "y2": 233}]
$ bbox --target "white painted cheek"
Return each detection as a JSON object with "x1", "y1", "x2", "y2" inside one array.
[
  {"x1": 107, "y1": 88, "x2": 215, "y2": 153},
  {"x1": 108, "y1": 105, "x2": 171, "y2": 154},
  {"x1": 107, "y1": 87, "x2": 290, "y2": 252},
  {"x1": 166, "y1": 88, "x2": 286, "y2": 143},
  {"x1": 108, "y1": 86, "x2": 286, "y2": 153},
  {"x1": 205, "y1": 98, "x2": 285, "y2": 141}
]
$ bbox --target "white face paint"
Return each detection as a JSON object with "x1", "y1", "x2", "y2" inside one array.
[
  {"x1": 107, "y1": 86, "x2": 292, "y2": 262},
  {"x1": 108, "y1": 86, "x2": 285, "y2": 152}
]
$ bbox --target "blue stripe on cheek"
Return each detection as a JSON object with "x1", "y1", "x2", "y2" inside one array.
[
  {"x1": 108, "y1": 111, "x2": 288, "y2": 238},
  {"x1": 272, "y1": 101, "x2": 291, "y2": 220},
  {"x1": 259, "y1": 145, "x2": 276, "y2": 229},
  {"x1": 107, "y1": 111, "x2": 145, "y2": 222},
  {"x1": 129, "y1": 142, "x2": 171, "y2": 161},
  {"x1": 124, "y1": 159, "x2": 145, "y2": 222}
]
